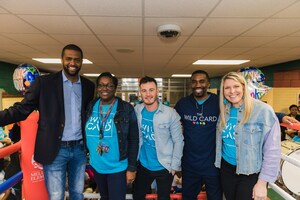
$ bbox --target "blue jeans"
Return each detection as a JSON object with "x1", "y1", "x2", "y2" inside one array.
[{"x1": 43, "y1": 142, "x2": 86, "y2": 200}]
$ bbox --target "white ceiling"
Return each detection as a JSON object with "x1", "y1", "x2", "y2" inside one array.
[{"x1": 1, "y1": 0, "x2": 300, "y2": 78}]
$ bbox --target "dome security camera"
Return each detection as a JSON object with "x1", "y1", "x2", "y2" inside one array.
[{"x1": 157, "y1": 24, "x2": 181, "y2": 39}]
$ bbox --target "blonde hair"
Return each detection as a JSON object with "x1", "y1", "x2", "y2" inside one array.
[{"x1": 218, "y1": 72, "x2": 253, "y2": 131}]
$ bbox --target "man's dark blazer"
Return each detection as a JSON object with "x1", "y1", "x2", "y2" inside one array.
[{"x1": 0, "y1": 71, "x2": 95, "y2": 164}]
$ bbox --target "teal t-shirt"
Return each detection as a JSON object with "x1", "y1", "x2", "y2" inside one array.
[
  {"x1": 222, "y1": 107, "x2": 238, "y2": 165},
  {"x1": 293, "y1": 136, "x2": 300, "y2": 142},
  {"x1": 0, "y1": 127, "x2": 5, "y2": 140},
  {"x1": 197, "y1": 94, "x2": 210, "y2": 105},
  {"x1": 85, "y1": 99, "x2": 127, "y2": 174},
  {"x1": 139, "y1": 108, "x2": 164, "y2": 171}
]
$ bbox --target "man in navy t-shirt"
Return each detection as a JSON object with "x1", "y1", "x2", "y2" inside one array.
[{"x1": 175, "y1": 70, "x2": 222, "y2": 200}]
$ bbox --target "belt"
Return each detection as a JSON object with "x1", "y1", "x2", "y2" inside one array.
[{"x1": 60, "y1": 139, "x2": 83, "y2": 147}]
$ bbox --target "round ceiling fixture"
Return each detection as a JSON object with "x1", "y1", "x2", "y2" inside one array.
[{"x1": 157, "y1": 24, "x2": 181, "y2": 39}]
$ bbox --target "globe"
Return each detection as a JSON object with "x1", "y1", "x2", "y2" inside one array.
[{"x1": 13, "y1": 63, "x2": 40, "y2": 94}]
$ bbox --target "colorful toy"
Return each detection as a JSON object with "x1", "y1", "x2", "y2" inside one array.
[
  {"x1": 13, "y1": 63, "x2": 40, "y2": 94},
  {"x1": 238, "y1": 67, "x2": 272, "y2": 99}
]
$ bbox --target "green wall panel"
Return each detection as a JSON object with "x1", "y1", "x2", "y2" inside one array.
[{"x1": 0, "y1": 61, "x2": 18, "y2": 95}]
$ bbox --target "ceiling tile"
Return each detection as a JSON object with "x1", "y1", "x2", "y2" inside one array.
[
  {"x1": 243, "y1": 19, "x2": 300, "y2": 36},
  {"x1": 0, "y1": 7, "x2": 8, "y2": 13},
  {"x1": 0, "y1": 14, "x2": 41, "y2": 33},
  {"x1": 223, "y1": 36, "x2": 278, "y2": 48},
  {"x1": 177, "y1": 47, "x2": 214, "y2": 55},
  {"x1": 28, "y1": 45, "x2": 63, "y2": 57},
  {"x1": 82, "y1": 46, "x2": 111, "y2": 57},
  {"x1": 145, "y1": 0, "x2": 220, "y2": 17},
  {"x1": 1, "y1": 0, "x2": 76, "y2": 15},
  {"x1": 0, "y1": 52, "x2": 27, "y2": 60},
  {"x1": 69, "y1": 0, "x2": 142, "y2": 16},
  {"x1": 99, "y1": 36, "x2": 142, "y2": 47},
  {"x1": 279, "y1": 47, "x2": 300, "y2": 55},
  {"x1": 242, "y1": 47, "x2": 289, "y2": 56},
  {"x1": 83, "y1": 47, "x2": 112, "y2": 61},
  {"x1": 168, "y1": 54, "x2": 200, "y2": 65},
  {"x1": 20, "y1": 15, "x2": 92, "y2": 34},
  {"x1": 83, "y1": 16, "x2": 142, "y2": 35},
  {"x1": 256, "y1": 54, "x2": 300, "y2": 66},
  {"x1": 81, "y1": 65, "x2": 113, "y2": 75},
  {"x1": 104, "y1": 49, "x2": 142, "y2": 66},
  {"x1": 0, "y1": 35, "x2": 22, "y2": 45},
  {"x1": 51, "y1": 34, "x2": 102, "y2": 46},
  {"x1": 262, "y1": 37, "x2": 300, "y2": 48},
  {"x1": 144, "y1": 47, "x2": 178, "y2": 55},
  {"x1": 113, "y1": 51, "x2": 142, "y2": 62},
  {"x1": 184, "y1": 36, "x2": 233, "y2": 47},
  {"x1": 273, "y1": 1, "x2": 300, "y2": 17},
  {"x1": 2, "y1": 33, "x2": 61, "y2": 45},
  {"x1": 209, "y1": 47, "x2": 252, "y2": 56},
  {"x1": 211, "y1": 0, "x2": 297, "y2": 17},
  {"x1": 17, "y1": 51, "x2": 49, "y2": 58},
  {"x1": 290, "y1": 31, "x2": 300, "y2": 36},
  {"x1": 91, "y1": 59, "x2": 119, "y2": 66},
  {"x1": 144, "y1": 54, "x2": 172, "y2": 63},
  {"x1": 0, "y1": 44, "x2": 42, "y2": 53},
  {"x1": 230, "y1": 54, "x2": 266, "y2": 61},
  {"x1": 144, "y1": 36, "x2": 186, "y2": 48},
  {"x1": 194, "y1": 18, "x2": 263, "y2": 36}
]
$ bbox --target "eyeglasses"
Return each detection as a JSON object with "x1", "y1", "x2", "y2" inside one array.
[{"x1": 97, "y1": 83, "x2": 115, "y2": 90}]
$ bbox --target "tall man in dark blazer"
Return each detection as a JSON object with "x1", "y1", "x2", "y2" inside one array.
[{"x1": 0, "y1": 44, "x2": 95, "y2": 200}]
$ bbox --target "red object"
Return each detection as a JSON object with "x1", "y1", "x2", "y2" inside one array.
[
  {"x1": 145, "y1": 192, "x2": 207, "y2": 200},
  {"x1": 280, "y1": 122, "x2": 300, "y2": 131},
  {"x1": 143, "y1": 192, "x2": 270, "y2": 200},
  {"x1": 0, "y1": 141, "x2": 21, "y2": 158},
  {"x1": 20, "y1": 112, "x2": 49, "y2": 200},
  {"x1": 197, "y1": 192, "x2": 207, "y2": 200}
]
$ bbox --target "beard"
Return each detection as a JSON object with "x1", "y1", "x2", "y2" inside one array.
[
  {"x1": 63, "y1": 64, "x2": 80, "y2": 77},
  {"x1": 192, "y1": 87, "x2": 207, "y2": 99}
]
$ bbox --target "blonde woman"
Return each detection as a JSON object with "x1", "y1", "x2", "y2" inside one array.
[{"x1": 215, "y1": 72, "x2": 281, "y2": 200}]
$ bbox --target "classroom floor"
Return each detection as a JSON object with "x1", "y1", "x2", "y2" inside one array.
[{"x1": 268, "y1": 188, "x2": 285, "y2": 200}]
